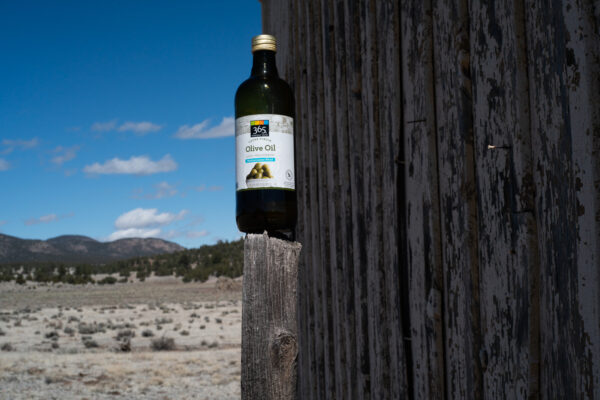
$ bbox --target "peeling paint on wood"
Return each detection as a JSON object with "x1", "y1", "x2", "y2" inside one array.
[
  {"x1": 259, "y1": 0, "x2": 600, "y2": 398},
  {"x1": 401, "y1": 0, "x2": 445, "y2": 398},
  {"x1": 525, "y1": 0, "x2": 600, "y2": 398},
  {"x1": 432, "y1": 0, "x2": 483, "y2": 398},
  {"x1": 469, "y1": 0, "x2": 539, "y2": 398}
]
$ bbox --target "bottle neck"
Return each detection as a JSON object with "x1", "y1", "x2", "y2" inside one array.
[{"x1": 250, "y1": 50, "x2": 279, "y2": 78}]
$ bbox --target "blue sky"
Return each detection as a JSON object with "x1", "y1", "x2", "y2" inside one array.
[{"x1": 0, "y1": 1, "x2": 262, "y2": 247}]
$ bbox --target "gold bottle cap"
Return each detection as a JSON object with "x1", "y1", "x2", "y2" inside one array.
[{"x1": 252, "y1": 34, "x2": 277, "y2": 52}]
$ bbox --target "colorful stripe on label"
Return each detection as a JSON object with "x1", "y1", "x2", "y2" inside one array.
[{"x1": 246, "y1": 157, "x2": 275, "y2": 163}]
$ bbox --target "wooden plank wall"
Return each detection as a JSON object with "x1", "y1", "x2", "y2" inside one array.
[{"x1": 262, "y1": 0, "x2": 600, "y2": 398}]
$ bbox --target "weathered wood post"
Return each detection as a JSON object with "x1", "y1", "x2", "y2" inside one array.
[{"x1": 242, "y1": 233, "x2": 302, "y2": 400}]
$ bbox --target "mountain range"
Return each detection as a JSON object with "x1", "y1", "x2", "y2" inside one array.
[{"x1": 0, "y1": 233, "x2": 184, "y2": 264}]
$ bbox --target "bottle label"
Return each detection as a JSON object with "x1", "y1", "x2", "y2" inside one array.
[{"x1": 236, "y1": 114, "x2": 295, "y2": 191}]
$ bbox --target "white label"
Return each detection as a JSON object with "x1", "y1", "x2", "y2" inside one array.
[{"x1": 235, "y1": 114, "x2": 295, "y2": 191}]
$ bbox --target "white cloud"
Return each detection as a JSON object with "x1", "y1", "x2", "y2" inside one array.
[
  {"x1": 114, "y1": 208, "x2": 188, "y2": 230},
  {"x1": 153, "y1": 181, "x2": 177, "y2": 198},
  {"x1": 83, "y1": 154, "x2": 177, "y2": 175},
  {"x1": 26, "y1": 214, "x2": 58, "y2": 225},
  {"x1": 91, "y1": 120, "x2": 162, "y2": 135},
  {"x1": 0, "y1": 159, "x2": 9, "y2": 171},
  {"x1": 159, "y1": 213, "x2": 207, "y2": 240},
  {"x1": 107, "y1": 228, "x2": 161, "y2": 241},
  {"x1": 51, "y1": 145, "x2": 80, "y2": 165},
  {"x1": 39, "y1": 214, "x2": 57, "y2": 223},
  {"x1": 91, "y1": 120, "x2": 117, "y2": 132},
  {"x1": 134, "y1": 181, "x2": 177, "y2": 199},
  {"x1": 108, "y1": 207, "x2": 188, "y2": 241},
  {"x1": 174, "y1": 117, "x2": 234, "y2": 139},
  {"x1": 0, "y1": 220, "x2": 7, "y2": 226},
  {"x1": 2, "y1": 138, "x2": 39, "y2": 154},
  {"x1": 118, "y1": 121, "x2": 163, "y2": 135},
  {"x1": 25, "y1": 214, "x2": 55, "y2": 225},
  {"x1": 24, "y1": 213, "x2": 73, "y2": 226}
]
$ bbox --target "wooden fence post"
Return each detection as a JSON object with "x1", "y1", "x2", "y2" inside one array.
[{"x1": 242, "y1": 233, "x2": 302, "y2": 400}]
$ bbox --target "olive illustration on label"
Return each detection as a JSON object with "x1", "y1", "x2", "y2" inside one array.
[{"x1": 246, "y1": 163, "x2": 273, "y2": 180}]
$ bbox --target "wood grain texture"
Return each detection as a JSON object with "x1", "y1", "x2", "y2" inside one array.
[
  {"x1": 562, "y1": 0, "x2": 600, "y2": 396},
  {"x1": 524, "y1": 0, "x2": 600, "y2": 398},
  {"x1": 342, "y1": 1, "x2": 372, "y2": 398},
  {"x1": 319, "y1": 0, "x2": 349, "y2": 398},
  {"x1": 259, "y1": 0, "x2": 600, "y2": 398},
  {"x1": 359, "y1": 1, "x2": 392, "y2": 398},
  {"x1": 400, "y1": 0, "x2": 446, "y2": 397},
  {"x1": 375, "y1": 1, "x2": 409, "y2": 398},
  {"x1": 432, "y1": 0, "x2": 483, "y2": 398},
  {"x1": 303, "y1": 1, "x2": 333, "y2": 398},
  {"x1": 469, "y1": 0, "x2": 539, "y2": 398},
  {"x1": 293, "y1": 1, "x2": 317, "y2": 396},
  {"x1": 242, "y1": 234, "x2": 302, "y2": 400},
  {"x1": 331, "y1": 0, "x2": 361, "y2": 397}
]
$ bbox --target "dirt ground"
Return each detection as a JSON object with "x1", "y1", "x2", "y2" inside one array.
[{"x1": 0, "y1": 277, "x2": 242, "y2": 399}]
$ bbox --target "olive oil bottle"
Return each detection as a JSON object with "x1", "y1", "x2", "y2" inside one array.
[{"x1": 235, "y1": 34, "x2": 296, "y2": 237}]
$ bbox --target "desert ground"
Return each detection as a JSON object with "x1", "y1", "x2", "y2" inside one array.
[{"x1": 0, "y1": 276, "x2": 242, "y2": 399}]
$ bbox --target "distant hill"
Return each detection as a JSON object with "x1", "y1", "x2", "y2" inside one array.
[
  {"x1": 0, "y1": 233, "x2": 184, "y2": 264},
  {"x1": 0, "y1": 237, "x2": 243, "y2": 285}
]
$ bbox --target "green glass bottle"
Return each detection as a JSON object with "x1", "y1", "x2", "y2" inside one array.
[{"x1": 235, "y1": 34, "x2": 296, "y2": 238}]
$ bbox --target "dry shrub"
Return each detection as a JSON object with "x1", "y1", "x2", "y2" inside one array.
[
  {"x1": 78, "y1": 323, "x2": 99, "y2": 335},
  {"x1": 1, "y1": 343, "x2": 13, "y2": 351},
  {"x1": 118, "y1": 338, "x2": 131, "y2": 352},
  {"x1": 141, "y1": 329, "x2": 154, "y2": 337},
  {"x1": 151, "y1": 336, "x2": 175, "y2": 351},
  {"x1": 82, "y1": 337, "x2": 98, "y2": 348},
  {"x1": 114, "y1": 329, "x2": 135, "y2": 341},
  {"x1": 45, "y1": 331, "x2": 59, "y2": 339}
]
